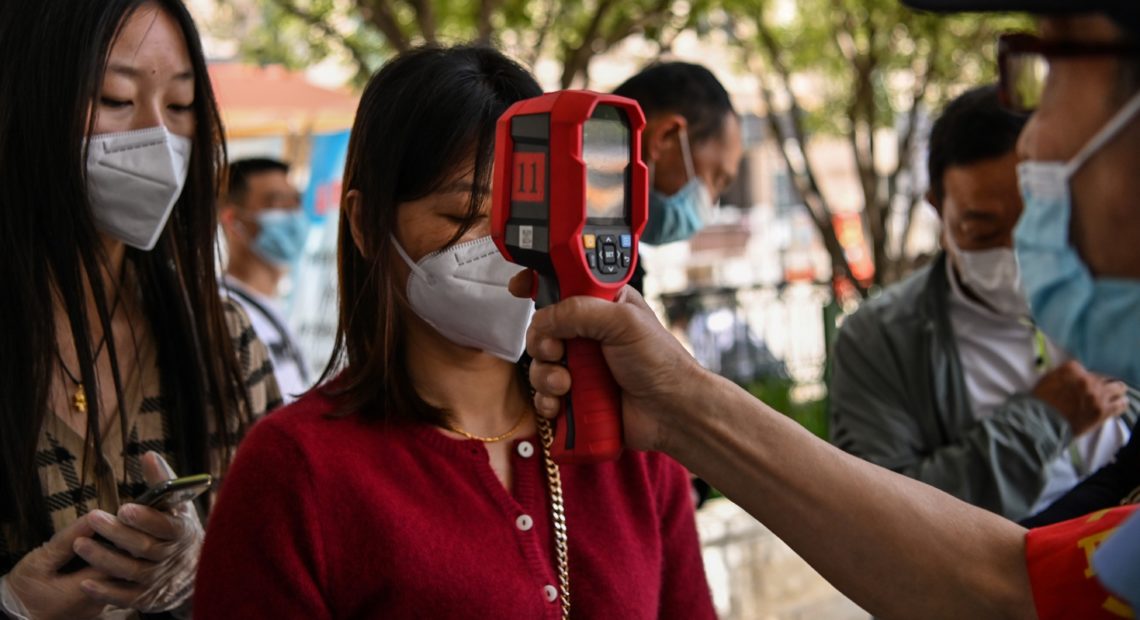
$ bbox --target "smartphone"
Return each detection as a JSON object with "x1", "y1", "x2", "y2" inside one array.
[
  {"x1": 58, "y1": 474, "x2": 212, "y2": 574},
  {"x1": 133, "y1": 474, "x2": 213, "y2": 512}
]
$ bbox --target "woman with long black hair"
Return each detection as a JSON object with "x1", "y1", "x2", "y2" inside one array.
[
  {"x1": 0, "y1": 1, "x2": 280, "y2": 618},
  {"x1": 194, "y1": 45, "x2": 714, "y2": 619}
]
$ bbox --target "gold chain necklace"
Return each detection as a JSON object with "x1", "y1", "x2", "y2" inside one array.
[
  {"x1": 55, "y1": 266, "x2": 126, "y2": 415},
  {"x1": 446, "y1": 409, "x2": 528, "y2": 443},
  {"x1": 535, "y1": 415, "x2": 570, "y2": 619}
]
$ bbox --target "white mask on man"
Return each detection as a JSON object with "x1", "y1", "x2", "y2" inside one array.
[
  {"x1": 945, "y1": 234, "x2": 1031, "y2": 318},
  {"x1": 392, "y1": 235, "x2": 536, "y2": 362},
  {"x1": 86, "y1": 126, "x2": 192, "y2": 250}
]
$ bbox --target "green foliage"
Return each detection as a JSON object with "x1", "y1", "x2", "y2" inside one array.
[
  {"x1": 228, "y1": 0, "x2": 709, "y2": 89},
  {"x1": 726, "y1": 0, "x2": 1031, "y2": 136},
  {"x1": 744, "y1": 377, "x2": 829, "y2": 439}
]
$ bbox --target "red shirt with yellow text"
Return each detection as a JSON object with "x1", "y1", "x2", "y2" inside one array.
[{"x1": 1026, "y1": 505, "x2": 1138, "y2": 619}]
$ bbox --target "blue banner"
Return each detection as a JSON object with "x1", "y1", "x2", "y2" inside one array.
[{"x1": 303, "y1": 129, "x2": 350, "y2": 221}]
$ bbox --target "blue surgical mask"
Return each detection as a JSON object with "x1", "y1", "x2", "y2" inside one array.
[
  {"x1": 252, "y1": 209, "x2": 310, "y2": 267},
  {"x1": 642, "y1": 127, "x2": 715, "y2": 246},
  {"x1": 1014, "y1": 91, "x2": 1140, "y2": 385}
]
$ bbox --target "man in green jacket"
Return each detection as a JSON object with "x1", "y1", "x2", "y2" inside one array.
[{"x1": 829, "y1": 84, "x2": 1138, "y2": 520}]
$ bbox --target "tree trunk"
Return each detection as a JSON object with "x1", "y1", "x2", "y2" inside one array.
[{"x1": 359, "y1": 0, "x2": 411, "y2": 52}]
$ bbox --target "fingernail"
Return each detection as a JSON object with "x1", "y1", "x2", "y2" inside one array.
[
  {"x1": 80, "y1": 580, "x2": 103, "y2": 596},
  {"x1": 121, "y1": 504, "x2": 147, "y2": 524},
  {"x1": 540, "y1": 395, "x2": 560, "y2": 414},
  {"x1": 89, "y1": 510, "x2": 112, "y2": 525}
]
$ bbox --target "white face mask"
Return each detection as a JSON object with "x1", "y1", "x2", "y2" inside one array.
[
  {"x1": 945, "y1": 233, "x2": 1030, "y2": 318},
  {"x1": 86, "y1": 126, "x2": 192, "y2": 250},
  {"x1": 392, "y1": 235, "x2": 536, "y2": 362}
]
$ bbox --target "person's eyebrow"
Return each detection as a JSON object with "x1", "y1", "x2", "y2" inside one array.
[{"x1": 107, "y1": 62, "x2": 193, "y2": 82}]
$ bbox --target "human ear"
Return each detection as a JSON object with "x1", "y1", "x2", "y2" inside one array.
[
  {"x1": 643, "y1": 113, "x2": 687, "y2": 163},
  {"x1": 345, "y1": 190, "x2": 372, "y2": 258}
]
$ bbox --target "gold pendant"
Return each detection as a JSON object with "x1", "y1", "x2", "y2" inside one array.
[{"x1": 72, "y1": 384, "x2": 87, "y2": 414}]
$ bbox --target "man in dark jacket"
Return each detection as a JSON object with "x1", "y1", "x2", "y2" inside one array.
[{"x1": 830, "y1": 85, "x2": 1138, "y2": 520}]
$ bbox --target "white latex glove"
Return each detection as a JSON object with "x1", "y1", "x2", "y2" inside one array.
[
  {"x1": 0, "y1": 516, "x2": 106, "y2": 620},
  {"x1": 73, "y1": 451, "x2": 204, "y2": 613}
]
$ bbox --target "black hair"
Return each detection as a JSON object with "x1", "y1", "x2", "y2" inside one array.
[
  {"x1": 0, "y1": 0, "x2": 249, "y2": 566},
  {"x1": 227, "y1": 157, "x2": 290, "y2": 203},
  {"x1": 927, "y1": 84, "x2": 1029, "y2": 203},
  {"x1": 613, "y1": 61, "x2": 737, "y2": 144},
  {"x1": 324, "y1": 45, "x2": 542, "y2": 426}
]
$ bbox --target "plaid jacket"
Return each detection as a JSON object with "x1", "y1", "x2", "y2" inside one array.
[{"x1": 0, "y1": 299, "x2": 282, "y2": 574}]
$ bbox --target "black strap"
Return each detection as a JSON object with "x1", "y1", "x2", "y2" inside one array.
[{"x1": 221, "y1": 283, "x2": 311, "y2": 384}]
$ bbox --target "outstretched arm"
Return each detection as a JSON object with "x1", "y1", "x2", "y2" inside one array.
[{"x1": 516, "y1": 277, "x2": 1035, "y2": 620}]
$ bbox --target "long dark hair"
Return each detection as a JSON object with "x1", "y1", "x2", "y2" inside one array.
[
  {"x1": 321, "y1": 45, "x2": 542, "y2": 425},
  {"x1": 0, "y1": 0, "x2": 248, "y2": 559}
]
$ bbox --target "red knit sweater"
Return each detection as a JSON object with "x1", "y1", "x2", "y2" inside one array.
[{"x1": 194, "y1": 389, "x2": 715, "y2": 619}]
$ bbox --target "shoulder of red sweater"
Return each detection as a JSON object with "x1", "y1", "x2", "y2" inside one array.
[{"x1": 247, "y1": 386, "x2": 369, "y2": 443}]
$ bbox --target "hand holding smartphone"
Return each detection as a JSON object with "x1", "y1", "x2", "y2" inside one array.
[
  {"x1": 132, "y1": 473, "x2": 212, "y2": 512},
  {"x1": 57, "y1": 474, "x2": 212, "y2": 574}
]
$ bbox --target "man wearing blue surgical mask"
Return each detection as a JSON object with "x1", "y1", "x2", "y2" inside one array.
[
  {"x1": 831, "y1": 84, "x2": 1138, "y2": 521},
  {"x1": 220, "y1": 157, "x2": 311, "y2": 402},
  {"x1": 613, "y1": 62, "x2": 744, "y2": 292}
]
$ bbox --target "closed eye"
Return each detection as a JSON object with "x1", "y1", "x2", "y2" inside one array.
[{"x1": 100, "y1": 97, "x2": 132, "y2": 109}]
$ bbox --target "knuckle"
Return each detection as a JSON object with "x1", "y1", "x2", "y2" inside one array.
[{"x1": 138, "y1": 537, "x2": 162, "y2": 560}]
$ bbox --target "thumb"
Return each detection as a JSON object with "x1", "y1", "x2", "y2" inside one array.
[
  {"x1": 530, "y1": 287, "x2": 655, "y2": 343},
  {"x1": 615, "y1": 284, "x2": 653, "y2": 312},
  {"x1": 508, "y1": 269, "x2": 535, "y2": 300},
  {"x1": 530, "y1": 295, "x2": 630, "y2": 344},
  {"x1": 142, "y1": 451, "x2": 178, "y2": 487}
]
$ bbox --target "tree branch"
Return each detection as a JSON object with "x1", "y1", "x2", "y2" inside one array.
[
  {"x1": 405, "y1": 0, "x2": 437, "y2": 42},
  {"x1": 602, "y1": 0, "x2": 671, "y2": 48},
  {"x1": 357, "y1": 0, "x2": 411, "y2": 52},
  {"x1": 560, "y1": 0, "x2": 618, "y2": 88},
  {"x1": 525, "y1": 0, "x2": 562, "y2": 67},
  {"x1": 741, "y1": 23, "x2": 868, "y2": 298},
  {"x1": 268, "y1": 0, "x2": 374, "y2": 79},
  {"x1": 476, "y1": 0, "x2": 502, "y2": 45},
  {"x1": 888, "y1": 30, "x2": 939, "y2": 201},
  {"x1": 893, "y1": 30, "x2": 943, "y2": 277},
  {"x1": 559, "y1": 0, "x2": 672, "y2": 88}
]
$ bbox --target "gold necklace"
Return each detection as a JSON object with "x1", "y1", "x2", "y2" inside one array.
[
  {"x1": 536, "y1": 415, "x2": 570, "y2": 619},
  {"x1": 56, "y1": 267, "x2": 125, "y2": 415},
  {"x1": 446, "y1": 409, "x2": 528, "y2": 443},
  {"x1": 56, "y1": 319, "x2": 115, "y2": 415}
]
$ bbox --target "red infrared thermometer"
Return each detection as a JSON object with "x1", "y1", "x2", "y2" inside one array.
[{"x1": 492, "y1": 91, "x2": 648, "y2": 464}]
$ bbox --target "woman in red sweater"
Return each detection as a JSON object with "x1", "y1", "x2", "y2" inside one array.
[{"x1": 194, "y1": 45, "x2": 715, "y2": 619}]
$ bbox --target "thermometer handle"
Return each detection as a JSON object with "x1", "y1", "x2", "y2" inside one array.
[{"x1": 551, "y1": 338, "x2": 624, "y2": 464}]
